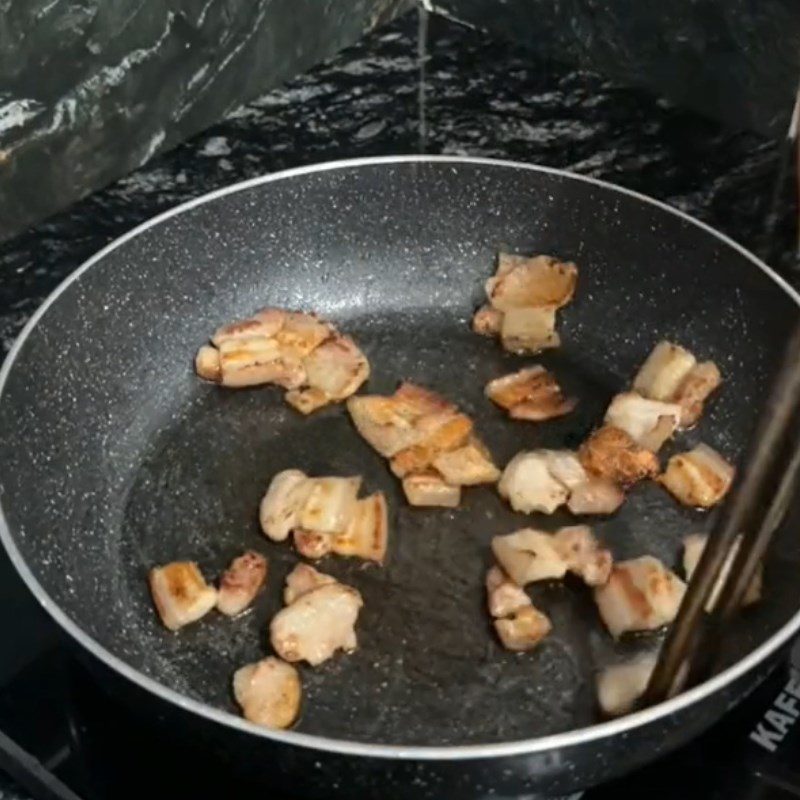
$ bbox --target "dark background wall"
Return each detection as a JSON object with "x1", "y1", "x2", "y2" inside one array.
[
  {"x1": 434, "y1": 0, "x2": 800, "y2": 140},
  {"x1": 0, "y1": 0, "x2": 409, "y2": 241}
]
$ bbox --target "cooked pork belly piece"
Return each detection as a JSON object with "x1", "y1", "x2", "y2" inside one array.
[
  {"x1": 494, "y1": 606, "x2": 552, "y2": 651},
  {"x1": 566, "y1": 477, "x2": 626, "y2": 515},
  {"x1": 632, "y1": 340, "x2": 721, "y2": 427},
  {"x1": 149, "y1": 562, "x2": 217, "y2": 631},
  {"x1": 492, "y1": 528, "x2": 569, "y2": 585},
  {"x1": 485, "y1": 254, "x2": 578, "y2": 311},
  {"x1": 579, "y1": 426, "x2": 660, "y2": 487},
  {"x1": 500, "y1": 306, "x2": 560, "y2": 355},
  {"x1": 682, "y1": 533, "x2": 762, "y2": 610},
  {"x1": 486, "y1": 366, "x2": 576, "y2": 421},
  {"x1": 402, "y1": 472, "x2": 461, "y2": 507},
  {"x1": 596, "y1": 655, "x2": 658, "y2": 717},
  {"x1": 348, "y1": 382, "x2": 497, "y2": 506},
  {"x1": 216, "y1": 551, "x2": 268, "y2": 616},
  {"x1": 485, "y1": 565, "x2": 532, "y2": 618},
  {"x1": 553, "y1": 525, "x2": 613, "y2": 587},
  {"x1": 299, "y1": 477, "x2": 361, "y2": 534},
  {"x1": 432, "y1": 437, "x2": 501, "y2": 486},
  {"x1": 259, "y1": 469, "x2": 313, "y2": 542},
  {"x1": 332, "y1": 492, "x2": 389, "y2": 563},
  {"x1": 672, "y1": 362, "x2": 722, "y2": 427},
  {"x1": 233, "y1": 657, "x2": 301, "y2": 729},
  {"x1": 499, "y1": 451, "x2": 570, "y2": 514},
  {"x1": 633, "y1": 341, "x2": 696, "y2": 401},
  {"x1": 195, "y1": 308, "x2": 368, "y2": 410},
  {"x1": 604, "y1": 392, "x2": 681, "y2": 452},
  {"x1": 472, "y1": 305, "x2": 503, "y2": 336},
  {"x1": 270, "y1": 583, "x2": 363, "y2": 666},
  {"x1": 660, "y1": 444, "x2": 734, "y2": 508},
  {"x1": 292, "y1": 529, "x2": 333, "y2": 560},
  {"x1": 594, "y1": 557, "x2": 686, "y2": 638},
  {"x1": 283, "y1": 563, "x2": 338, "y2": 605}
]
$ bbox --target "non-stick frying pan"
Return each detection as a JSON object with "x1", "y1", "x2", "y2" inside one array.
[{"x1": 1, "y1": 156, "x2": 799, "y2": 799}]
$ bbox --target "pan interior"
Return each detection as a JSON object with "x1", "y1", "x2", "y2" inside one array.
[{"x1": 1, "y1": 160, "x2": 798, "y2": 747}]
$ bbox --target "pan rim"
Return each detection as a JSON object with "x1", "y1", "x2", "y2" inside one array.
[{"x1": 1, "y1": 154, "x2": 799, "y2": 760}]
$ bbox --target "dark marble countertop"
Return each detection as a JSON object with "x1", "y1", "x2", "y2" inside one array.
[{"x1": 0, "y1": 10, "x2": 796, "y2": 356}]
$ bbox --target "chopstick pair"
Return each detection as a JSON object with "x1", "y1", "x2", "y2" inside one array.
[{"x1": 643, "y1": 320, "x2": 800, "y2": 705}]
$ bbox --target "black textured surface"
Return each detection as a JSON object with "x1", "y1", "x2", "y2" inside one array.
[
  {"x1": 434, "y1": 0, "x2": 800, "y2": 139},
  {"x1": 0, "y1": 0, "x2": 409, "y2": 240},
  {"x1": 1, "y1": 159, "x2": 799, "y2": 754}
]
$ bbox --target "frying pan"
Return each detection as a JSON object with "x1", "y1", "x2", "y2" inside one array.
[{"x1": 1, "y1": 156, "x2": 799, "y2": 799}]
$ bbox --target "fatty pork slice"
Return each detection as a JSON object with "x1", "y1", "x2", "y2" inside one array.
[
  {"x1": 298, "y1": 476, "x2": 361, "y2": 534},
  {"x1": 432, "y1": 436, "x2": 501, "y2": 486},
  {"x1": 149, "y1": 562, "x2": 217, "y2": 631},
  {"x1": 472, "y1": 305, "x2": 503, "y2": 337},
  {"x1": 485, "y1": 254, "x2": 578, "y2": 312},
  {"x1": 494, "y1": 606, "x2": 553, "y2": 651},
  {"x1": 492, "y1": 528, "x2": 569, "y2": 585},
  {"x1": 579, "y1": 426, "x2": 660, "y2": 487},
  {"x1": 498, "y1": 451, "x2": 569, "y2": 514},
  {"x1": 545, "y1": 450, "x2": 625, "y2": 516},
  {"x1": 332, "y1": 492, "x2": 389, "y2": 563},
  {"x1": 553, "y1": 525, "x2": 613, "y2": 587},
  {"x1": 286, "y1": 334, "x2": 370, "y2": 415},
  {"x1": 660, "y1": 444, "x2": 734, "y2": 508},
  {"x1": 594, "y1": 557, "x2": 686, "y2": 638},
  {"x1": 233, "y1": 657, "x2": 301, "y2": 729},
  {"x1": 485, "y1": 565, "x2": 532, "y2": 618},
  {"x1": 216, "y1": 551, "x2": 268, "y2": 616},
  {"x1": 402, "y1": 472, "x2": 461, "y2": 508},
  {"x1": 596, "y1": 655, "x2": 658, "y2": 717},
  {"x1": 632, "y1": 340, "x2": 721, "y2": 427},
  {"x1": 486, "y1": 564, "x2": 552, "y2": 651},
  {"x1": 347, "y1": 382, "x2": 460, "y2": 458},
  {"x1": 283, "y1": 563, "x2": 337, "y2": 605},
  {"x1": 604, "y1": 392, "x2": 681, "y2": 452},
  {"x1": 389, "y1": 414, "x2": 473, "y2": 478},
  {"x1": 485, "y1": 366, "x2": 577, "y2": 422},
  {"x1": 682, "y1": 533, "x2": 762, "y2": 610},
  {"x1": 270, "y1": 582, "x2": 363, "y2": 666},
  {"x1": 500, "y1": 306, "x2": 560, "y2": 355},
  {"x1": 259, "y1": 469, "x2": 313, "y2": 542}
]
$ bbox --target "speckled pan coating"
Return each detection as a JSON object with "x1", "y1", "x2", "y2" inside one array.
[{"x1": 1, "y1": 157, "x2": 799, "y2": 796}]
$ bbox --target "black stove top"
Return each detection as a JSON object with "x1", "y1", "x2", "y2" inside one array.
[
  {"x1": 1, "y1": 637, "x2": 799, "y2": 799},
  {"x1": 2, "y1": 9, "x2": 799, "y2": 800}
]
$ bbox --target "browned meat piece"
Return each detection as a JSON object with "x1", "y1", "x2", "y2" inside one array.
[
  {"x1": 594, "y1": 557, "x2": 686, "y2": 638},
  {"x1": 402, "y1": 472, "x2": 461, "y2": 507},
  {"x1": 283, "y1": 563, "x2": 337, "y2": 605},
  {"x1": 432, "y1": 437, "x2": 500, "y2": 486},
  {"x1": 233, "y1": 657, "x2": 301, "y2": 729},
  {"x1": 293, "y1": 529, "x2": 333, "y2": 560},
  {"x1": 270, "y1": 583, "x2": 363, "y2": 666},
  {"x1": 332, "y1": 492, "x2": 389, "y2": 563},
  {"x1": 604, "y1": 392, "x2": 681, "y2": 452},
  {"x1": 579, "y1": 426, "x2": 660, "y2": 487},
  {"x1": 500, "y1": 306, "x2": 560, "y2": 354},
  {"x1": 672, "y1": 362, "x2": 722, "y2": 427},
  {"x1": 485, "y1": 565, "x2": 532, "y2": 618},
  {"x1": 389, "y1": 414, "x2": 473, "y2": 478},
  {"x1": 553, "y1": 525, "x2": 613, "y2": 587},
  {"x1": 216, "y1": 551, "x2": 268, "y2": 616},
  {"x1": 494, "y1": 606, "x2": 552, "y2": 651},
  {"x1": 259, "y1": 469, "x2": 313, "y2": 542},
  {"x1": 486, "y1": 366, "x2": 576, "y2": 421},
  {"x1": 149, "y1": 562, "x2": 217, "y2": 631},
  {"x1": 492, "y1": 528, "x2": 569, "y2": 585},
  {"x1": 472, "y1": 305, "x2": 503, "y2": 336},
  {"x1": 195, "y1": 307, "x2": 368, "y2": 410},
  {"x1": 486, "y1": 254, "x2": 577, "y2": 311},
  {"x1": 659, "y1": 444, "x2": 734, "y2": 508},
  {"x1": 632, "y1": 340, "x2": 721, "y2": 427},
  {"x1": 298, "y1": 476, "x2": 361, "y2": 534},
  {"x1": 498, "y1": 451, "x2": 570, "y2": 514}
]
